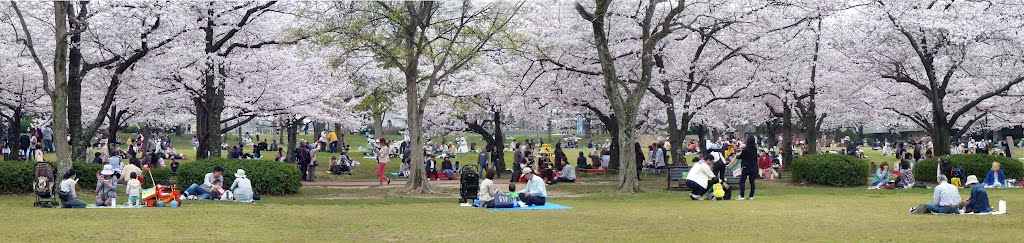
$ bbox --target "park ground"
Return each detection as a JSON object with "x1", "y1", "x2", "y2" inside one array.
[{"x1": 5, "y1": 134, "x2": 1024, "y2": 241}]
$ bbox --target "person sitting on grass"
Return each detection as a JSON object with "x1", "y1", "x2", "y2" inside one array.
[
  {"x1": 961, "y1": 175, "x2": 991, "y2": 213},
  {"x1": 870, "y1": 162, "x2": 891, "y2": 189},
  {"x1": 910, "y1": 175, "x2": 960, "y2": 214},
  {"x1": 896, "y1": 159, "x2": 915, "y2": 189},
  {"x1": 549, "y1": 161, "x2": 576, "y2": 185},
  {"x1": 91, "y1": 152, "x2": 103, "y2": 164},
  {"x1": 59, "y1": 169, "x2": 87, "y2": 208},
  {"x1": 182, "y1": 166, "x2": 224, "y2": 200},
  {"x1": 210, "y1": 179, "x2": 231, "y2": 200},
  {"x1": 517, "y1": 167, "x2": 547, "y2": 206},
  {"x1": 506, "y1": 183, "x2": 519, "y2": 200},
  {"x1": 576, "y1": 151, "x2": 589, "y2": 170},
  {"x1": 170, "y1": 159, "x2": 180, "y2": 175},
  {"x1": 477, "y1": 169, "x2": 498, "y2": 207},
  {"x1": 96, "y1": 165, "x2": 118, "y2": 206},
  {"x1": 231, "y1": 169, "x2": 254, "y2": 203},
  {"x1": 685, "y1": 155, "x2": 716, "y2": 200},
  {"x1": 983, "y1": 162, "x2": 1006, "y2": 188}
]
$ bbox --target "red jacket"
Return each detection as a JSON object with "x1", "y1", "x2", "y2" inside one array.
[{"x1": 757, "y1": 155, "x2": 772, "y2": 169}]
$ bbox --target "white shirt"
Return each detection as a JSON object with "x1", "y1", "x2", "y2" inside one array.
[
  {"x1": 686, "y1": 162, "x2": 715, "y2": 189},
  {"x1": 519, "y1": 176, "x2": 547, "y2": 198}
]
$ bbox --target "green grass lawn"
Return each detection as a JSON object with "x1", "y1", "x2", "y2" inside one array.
[
  {"x1": 6, "y1": 136, "x2": 1024, "y2": 241},
  {"x1": 2, "y1": 177, "x2": 1022, "y2": 241}
]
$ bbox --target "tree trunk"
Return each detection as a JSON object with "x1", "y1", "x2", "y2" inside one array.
[
  {"x1": 666, "y1": 106, "x2": 685, "y2": 166},
  {"x1": 493, "y1": 111, "x2": 506, "y2": 177},
  {"x1": 313, "y1": 121, "x2": 324, "y2": 142},
  {"x1": 4, "y1": 109, "x2": 23, "y2": 160},
  {"x1": 766, "y1": 119, "x2": 779, "y2": 149},
  {"x1": 614, "y1": 112, "x2": 641, "y2": 192},
  {"x1": 106, "y1": 107, "x2": 120, "y2": 147},
  {"x1": 285, "y1": 117, "x2": 298, "y2": 163},
  {"x1": 781, "y1": 104, "x2": 794, "y2": 170},
  {"x1": 372, "y1": 113, "x2": 385, "y2": 140},
  {"x1": 52, "y1": 1, "x2": 73, "y2": 174},
  {"x1": 67, "y1": 7, "x2": 85, "y2": 162}
]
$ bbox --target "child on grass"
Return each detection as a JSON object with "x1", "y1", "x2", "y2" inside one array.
[
  {"x1": 126, "y1": 172, "x2": 142, "y2": 206},
  {"x1": 505, "y1": 183, "x2": 519, "y2": 200},
  {"x1": 210, "y1": 179, "x2": 232, "y2": 200}
]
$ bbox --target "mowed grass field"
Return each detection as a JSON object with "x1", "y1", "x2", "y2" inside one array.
[
  {"x1": 2, "y1": 178, "x2": 1024, "y2": 241},
  {"x1": 9, "y1": 134, "x2": 1024, "y2": 241}
]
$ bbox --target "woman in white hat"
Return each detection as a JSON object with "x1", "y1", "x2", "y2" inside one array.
[
  {"x1": 230, "y1": 169, "x2": 254, "y2": 203},
  {"x1": 962, "y1": 175, "x2": 992, "y2": 213},
  {"x1": 95, "y1": 164, "x2": 118, "y2": 206}
]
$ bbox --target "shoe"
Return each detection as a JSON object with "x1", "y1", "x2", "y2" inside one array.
[
  {"x1": 180, "y1": 195, "x2": 186, "y2": 202},
  {"x1": 909, "y1": 207, "x2": 916, "y2": 213},
  {"x1": 387, "y1": 178, "x2": 391, "y2": 185},
  {"x1": 689, "y1": 194, "x2": 699, "y2": 200},
  {"x1": 736, "y1": 197, "x2": 746, "y2": 200},
  {"x1": 748, "y1": 197, "x2": 754, "y2": 200}
]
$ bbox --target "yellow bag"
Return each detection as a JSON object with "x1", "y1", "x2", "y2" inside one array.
[
  {"x1": 712, "y1": 183, "x2": 725, "y2": 198},
  {"x1": 951, "y1": 177, "x2": 962, "y2": 188}
]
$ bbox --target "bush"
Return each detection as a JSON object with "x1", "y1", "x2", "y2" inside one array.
[
  {"x1": 177, "y1": 158, "x2": 302, "y2": 195},
  {"x1": 792, "y1": 153, "x2": 870, "y2": 187},
  {"x1": 913, "y1": 154, "x2": 1024, "y2": 183},
  {"x1": 0, "y1": 161, "x2": 108, "y2": 193}
]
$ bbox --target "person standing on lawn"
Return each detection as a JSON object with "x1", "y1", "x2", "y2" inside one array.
[
  {"x1": 373, "y1": 139, "x2": 391, "y2": 185},
  {"x1": 737, "y1": 136, "x2": 758, "y2": 200},
  {"x1": 326, "y1": 130, "x2": 339, "y2": 153},
  {"x1": 307, "y1": 140, "x2": 323, "y2": 182},
  {"x1": 296, "y1": 140, "x2": 311, "y2": 181},
  {"x1": 910, "y1": 175, "x2": 961, "y2": 214}
]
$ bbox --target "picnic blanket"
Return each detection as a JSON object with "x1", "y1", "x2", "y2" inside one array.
[
  {"x1": 488, "y1": 203, "x2": 571, "y2": 211},
  {"x1": 85, "y1": 204, "x2": 144, "y2": 209}
]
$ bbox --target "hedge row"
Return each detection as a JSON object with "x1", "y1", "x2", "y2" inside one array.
[
  {"x1": 176, "y1": 158, "x2": 302, "y2": 195},
  {"x1": 913, "y1": 154, "x2": 1023, "y2": 183},
  {"x1": 792, "y1": 153, "x2": 870, "y2": 187},
  {"x1": 1, "y1": 158, "x2": 297, "y2": 195}
]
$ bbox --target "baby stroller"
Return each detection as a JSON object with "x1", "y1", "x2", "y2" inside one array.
[
  {"x1": 458, "y1": 164, "x2": 480, "y2": 204},
  {"x1": 33, "y1": 162, "x2": 58, "y2": 208}
]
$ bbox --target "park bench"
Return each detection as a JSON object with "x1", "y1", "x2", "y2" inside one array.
[{"x1": 666, "y1": 166, "x2": 743, "y2": 191}]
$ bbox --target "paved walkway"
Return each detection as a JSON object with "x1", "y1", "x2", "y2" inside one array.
[{"x1": 303, "y1": 179, "x2": 461, "y2": 187}]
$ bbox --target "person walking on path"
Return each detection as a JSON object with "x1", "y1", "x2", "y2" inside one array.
[{"x1": 374, "y1": 139, "x2": 391, "y2": 185}]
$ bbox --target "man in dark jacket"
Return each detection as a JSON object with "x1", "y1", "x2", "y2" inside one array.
[
  {"x1": 296, "y1": 140, "x2": 311, "y2": 181},
  {"x1": 20, "y1": 134, "x2": 31, "y2": 159}
]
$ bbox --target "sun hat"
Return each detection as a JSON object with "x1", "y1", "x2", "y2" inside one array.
[
  {"x1": 234, "y1": 169, "x2": 247, "y2": 178},
  {"x1": 964, "y1": 175, "x2": 979, "y2": 186},
  {"x1": 100, "y1": 164, "x2": 114, "y2": 176},
  {"x1": 521, "y1": 167, "x2": 533, "y2": 178}
]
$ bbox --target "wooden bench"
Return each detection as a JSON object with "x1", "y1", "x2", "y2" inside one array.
[
  {"x1": 666, "y1": 166, "x2": 690, "y2": 191},
  {"x1": 667, "y1": 166, "x2": 744, "y2": 191}
]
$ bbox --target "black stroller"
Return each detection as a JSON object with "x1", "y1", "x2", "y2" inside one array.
[
  {"x1": 458, "y1": 164, "x2": 480, "y2": 203},
  {"x1": 33, "y1": 162, "x2": 58, "y2": 208}
]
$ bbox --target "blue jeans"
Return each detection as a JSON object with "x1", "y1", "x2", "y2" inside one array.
[
  {"x1": 925, "y1": 203, "x2": 959, "y2": 214},
  {"x1": 184, "y1": 184, "x2": 210, "y2": 199},
  {"x1": 443, "y1": 169, "x2": 453, "y2": 179},
  {"x1": 62, "y1": 199, "x2": 87, "y2": 208}
]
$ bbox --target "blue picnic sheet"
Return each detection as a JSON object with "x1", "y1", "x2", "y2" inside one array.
[{"x1": 488, "y1": 203, "x2": 571, "y2": 211}]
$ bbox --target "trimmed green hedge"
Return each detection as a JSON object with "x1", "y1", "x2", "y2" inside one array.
[
  {"x1": 0, "y1": 161, "x2": 101, "y2": 193},
  {"x1": 792, "y1": 153, "x2": 870, "y2": 187},
  {"x1": 913, "y1": 154, "x2": 1023, "y2": 183},
  {"x1": 177, "y1": 158, "x2": 301, "y2": 195}
]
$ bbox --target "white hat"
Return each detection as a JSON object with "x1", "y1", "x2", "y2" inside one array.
[
  {"x1": 964, "y1": 175, "x2": 979, "y2": 186},
  {"x1": 100, "y1": 164, "x2": 114, "y2": 176},
  {"x1": 234, "y1": 169, "x2": 247, "y2": 178},
  {"x1": 521, "y1": 167, "x2": 533, "y2": 178}
]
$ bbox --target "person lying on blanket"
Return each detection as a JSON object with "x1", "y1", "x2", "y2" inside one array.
[
  {"x1": 960, "y1": 175, "x2": 991, "y2": 214},
  {"x1": 517, "y1": 168, "x2": 547, "y2": 206}
]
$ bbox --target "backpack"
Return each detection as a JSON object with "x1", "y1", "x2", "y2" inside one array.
[
  {"x1": 952, "y1": 166, "x2": 965, "y2": 180},
  {"x1": 939, "y1": 157, "x2": 953, "y2": 178},
  {"x1": 712, "y1": 183, "x2": 725, "y2": 198},
  {"x1": 491, "y1": 193, "x2": 516, "y2": 208}
]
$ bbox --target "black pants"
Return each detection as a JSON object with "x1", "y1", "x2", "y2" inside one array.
[
  {"x1": 329, "y1": 142, "x2": 338, "y2": 152},
  {"x1": 427, "y1": 168, "x2": 438, "y2": 179},
  {"x1": 739, "y1": 170, "x2": 756, "y2": 198},
  {"x1": 686, "y1": 180, "x2": 709, "y2": 196},
  {"x1": 518, "y1": 193, "x2": 546, "y2": 206},
  {"x1": 549, "y1": 177, "x2": 574, "y2": 185},
  {"x1": 298, "y1": 163, "x2": 309, "y2": 181}
]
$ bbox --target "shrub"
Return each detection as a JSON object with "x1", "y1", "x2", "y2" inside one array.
[
  {"x1": 177, "y1": 158, "x2": 302, "y2": 195},
  {"x1": 792, "y1": 153, "x2": 870, "y2": 187},
  {"x1": 913, "y1": 154, "x2": 1023, "y2": 183},
  {"x1": 0, "y1": 161, "x2": 109, "y2": 193}
]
